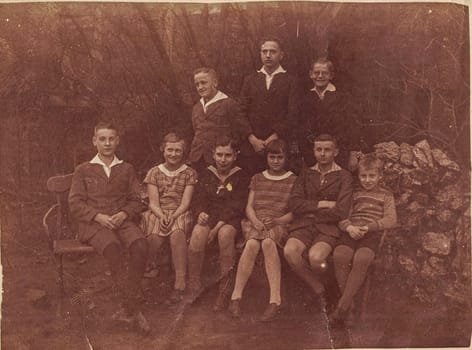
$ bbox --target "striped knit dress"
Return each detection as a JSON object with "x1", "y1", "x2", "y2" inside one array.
[{"x1": 242, "y1": 170, "x2": 297, "y2": 247}]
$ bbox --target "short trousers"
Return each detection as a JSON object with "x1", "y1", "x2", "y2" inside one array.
[
  {"x1": 336, "y1": 231, "x2": 381, "y2": 253},
  {"x1": 87, "y1": 220, "x2": 145, "y2": 255},
  {"x1": 287, "y1": 228, "x2": 337, "y2": 249}
]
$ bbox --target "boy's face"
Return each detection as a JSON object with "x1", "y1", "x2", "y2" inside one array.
[
  {"x1": 358, "y1": 167, "x2": 381, "y2": 191},
  {"x1": 267, "y1": 152, "x2": 286, "y2": 173},
  {"x1": 260, "y1": 41, "x2": 283, "y2": 71},
  {"x1": 310, "y1": 63, "x2": 333, "y2": 90},
  {"x1": 93, "y1": 128, "x2": 119, "y2": 159},
  {"x1": 163, "y1": 141, "x2": 184, "y2": 167},
  {"x1": 194, "y1": 72, "x2": 218, "y2": 101},
  {"x1": 213, "y1": 145, "x2": 237, "y2": 172},
  {"x1": 313, "y1": 141, "x2": 338, "y2": 166}
]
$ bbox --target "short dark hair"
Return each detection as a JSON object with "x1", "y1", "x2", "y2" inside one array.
[
  {"x1": 213, "y1": 135, "x2": 239, "y2": 153},
  {"x1": 311, "y1": 57, "x2": 334, "y2": 75},
  {"x1": 259, "y1": 36, "x2": 284, "y2": 52},
  {"x1": 358, "y1": 154, "x2": 384, "y2": 174},
  {"x1": 265, "y1": 139, "x2": 289, "y2": 157},
  {"x1": 193, "y1": 67, "x2": 218, "y2": 81},
  {"x1": 313, "y1": 134, "x2": 338, "y2": 148},
  {"x1": 94, "y1": 121, "x2": 119, "y2": 135},
  {"x1": 160, "y1": 132, "x2": 187, "y2": 153}
]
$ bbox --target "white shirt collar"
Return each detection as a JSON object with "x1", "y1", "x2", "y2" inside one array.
[
  {"x1": 311, "y1": 162, "x2": 342, "y2": 175},
  {"x1": 262, "y1": 170, "x2": 294, "y2": 181},
  {"x1": 310, "y1": 82, "x2": 336, "y2": 100},
  {"x1": 200, "y1": 90, "x2": 228, "y2": 113},
  {"x1": 157, "y1": 163, "x2": 188, "y2": 177},
  {"x1": 258, "y1": 65, "x2": 287, "y2": 90},
  {"x1": 90, "y1": 154, "x2": 123, "y2": 177}
]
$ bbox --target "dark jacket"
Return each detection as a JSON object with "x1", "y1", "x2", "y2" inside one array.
[
  {"x1": 192, "y1": 166, "x2": 249, "y2": 229},
  {"x1": 288, "y1": 165, "x2": 353, "y2": 237},
  {"x1": 68, "y1": 161, "x2": 143, "y2": 241},
  {"x1": 238, "y1": 71, "x2": 300, "y2": 155}
]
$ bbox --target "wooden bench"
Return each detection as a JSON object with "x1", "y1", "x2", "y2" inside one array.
[{"x1": 42, "y1": 174, "x2": 95, "y2": 296}]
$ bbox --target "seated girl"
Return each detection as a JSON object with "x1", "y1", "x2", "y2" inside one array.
[
  {"x1": 141, "y1": 133, "x2": 197, "y2": 303},
  {"x1": 229, "y1": 139, "x2": 297, "y2": 322}
]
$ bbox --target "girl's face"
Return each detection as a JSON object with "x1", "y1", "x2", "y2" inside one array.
[
  {"x1": 213, "y1": 145, "x2": 237, "y2": 172},
  {"x1": 163, "y1": 141, "x2": 185, "y2": 167},
  {"x1": 267, "y1": 152, "x2": 286, "y2": 174}
]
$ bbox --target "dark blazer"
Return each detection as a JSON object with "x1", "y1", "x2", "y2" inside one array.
[
  {"x1": 238, "y1": 71, "x2": 300, "y2": 155},
  {"x1": 288, "y1": 166, "x2": 353, "y2": 237},
  {"x1": 68, "y1": 161, "x2": 143, "y2": 242},
  {"x1": 189, "y1": 96, "x2": 246, "y2": 164}
]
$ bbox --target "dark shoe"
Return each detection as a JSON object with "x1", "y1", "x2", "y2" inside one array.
[
  {"x1": 166, "y1": 289, "x2": 184, "y2": 305},
  {"x1": 228, "y1": 299, "x2": 241, "y2": 318},
  {"x1": 259, "y1": 303, "x2": 280, "y2": 322},
  {"x1": 213, "y1": 291, "x2": 227, "y2": 312},
  {"x1": 135, "y1": 311, "x2": 151, "y2": 335}
]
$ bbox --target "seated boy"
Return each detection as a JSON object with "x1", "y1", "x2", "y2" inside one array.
[
  {"x1": 331, "y1": 154, "x2": 397, "y2": 322},
  {"x1": 68, "y1": 121, "x2": 150, "y2": 333},
  {"x1": 284, "y1": 134, "x2": 353, "y2": 308}
]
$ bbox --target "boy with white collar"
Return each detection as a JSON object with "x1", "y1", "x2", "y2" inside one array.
[
  {"x1": 69, "y1": 122, "x2": 150, "y2": 333},
  {"x1": 238, "y1": 37, "x2": 299, "y2": 175}
]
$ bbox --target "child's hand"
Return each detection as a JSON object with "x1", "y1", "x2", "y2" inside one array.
[
  {"x1": 94, "y1": 213, "x2": 118, "y2": 230},
  {"x1": 160, "y1": 213, "x2": 171, "y2": 232},
  {"x1": 252, "y1": 218, "x2": 266, "y2": 231},
  {"x1": 347, "y1": 225, "x2": 364, "y2": 240},
  {"x1": 318, "y1": 200, "x2": 336, "y2": 209},
  {"x1": 249, "y1": 135, "x2": 265, "y2": 153},
  {"x1": 198, "y1": 212, "x2": 209, "y2": 225},
  {"x1": 262, "y1": 218, "x2": 276, "y2": 230},
  {"x1": 109, "y1": 211, "x2": 128, "y2": 228}
]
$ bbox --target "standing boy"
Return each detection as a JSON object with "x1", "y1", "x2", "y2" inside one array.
[
  {"x1": 238, "y1": 37, "x2": 299, "y2": 175},
  {"x1": 190, "y1": 67, "x2": 246, "y2": 174},
  {"x1": 284, "y1": 134, "x2": 352, "y2": 308},
  {"x1": 68, "y1": 121, "x2": 150, "y2": 333},
  {"x1": 301, "y1": 58, "x2": 362, "y2": 170}
]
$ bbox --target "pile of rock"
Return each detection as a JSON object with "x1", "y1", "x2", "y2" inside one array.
[{"x1": 372, "y1": 140, "x2": 470, "y2": 306}]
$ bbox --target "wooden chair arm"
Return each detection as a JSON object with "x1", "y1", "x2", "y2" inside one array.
[{"x1": 42, "y1": 203, "x2": 59, "y2": 250}]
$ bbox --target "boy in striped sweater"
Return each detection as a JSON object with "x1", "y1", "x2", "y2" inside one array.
[{"x1": 331, "y1": 154, "x2": 397, "y2": 323}]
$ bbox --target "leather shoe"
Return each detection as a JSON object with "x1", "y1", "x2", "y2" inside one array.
[
  {"x1": 259, "y1": 303, "x2": 280, "y2": 322},
  {"x1": 228, "y1": 299, "x2": 241, "y2": 318}
]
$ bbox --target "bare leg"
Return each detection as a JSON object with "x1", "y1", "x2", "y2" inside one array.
[
  {"x1": 187, "y1": 224, "x2": 210, "y2": 291},
  {"x1": 231, "y1": 239, "x2": 261, "y2": 301},
  {"x1": 262, "y1": 238, "x2": 282, "y2": 306},
  {"x1": 170, "y1": 229, "x2": 187, "y2": 291},
  {"x1": 333, "y1": 245, "x2": 354, "y2": 293}
]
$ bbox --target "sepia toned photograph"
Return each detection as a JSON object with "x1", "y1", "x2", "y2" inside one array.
[{"x1": 0, "y1": 1, "x2": 470, "y2": 349}]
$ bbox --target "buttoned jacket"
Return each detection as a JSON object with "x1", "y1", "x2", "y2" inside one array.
[{"x1": 68, "y1": 161, "x2": 144, "y2": 241}]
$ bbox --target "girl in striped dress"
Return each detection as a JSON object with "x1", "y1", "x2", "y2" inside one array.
[
  {"x1": 228, "y1": 139, "x2": 297, "y2": 321},
  {"x1": 141, "y1": 133, "x2": 197, "y2": 303}
]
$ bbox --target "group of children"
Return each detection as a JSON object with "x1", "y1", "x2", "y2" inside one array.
[
  {"x1": 68, "y1": 37, "x2": 396, "y2": 334},
  {"x1": 69, "y1": 121, "x2": 397, "y2": 334}
]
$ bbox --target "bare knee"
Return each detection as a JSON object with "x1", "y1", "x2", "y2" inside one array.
[
  {"x1": 261, "y1": 238, "x2": 277, "y2": 255},
  {"x1": 244, "y1": 239, "x2": 261, "y2": 256},
  {"x1": 308, "y1": 243, "x2": 332, "y2": 272},
  {"x1": 170, "y1": 229, "x2": 186, "y2": 248},
  {"x1": 284, "y1": 239, "x2": 305, "y2": 265},
  {"x1": 189, "y1": 224, "x2": 209, "y2": 251},
  {"x1": 333, "y1": 245, "x2": 354, "y2": 266}
]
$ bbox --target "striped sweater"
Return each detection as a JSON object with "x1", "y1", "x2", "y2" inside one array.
[{"x1": 339, "y1": 185, "x2": 397, "y2": 232}]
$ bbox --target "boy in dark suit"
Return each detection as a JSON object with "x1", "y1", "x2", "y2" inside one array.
[
  {"x1": 238, "y1": 37, "x2": 299, "y2": 175},
  {"x1": 68, "y1": 121, "x2": 150, "y2": 333},
  {"x1": 284, "y1": 134, "x2": 353, "y2": 309}
]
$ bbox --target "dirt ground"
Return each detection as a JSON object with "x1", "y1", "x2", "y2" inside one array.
[{"x1": 1, "y1": 224, "x2": 471, "y2": 350}]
